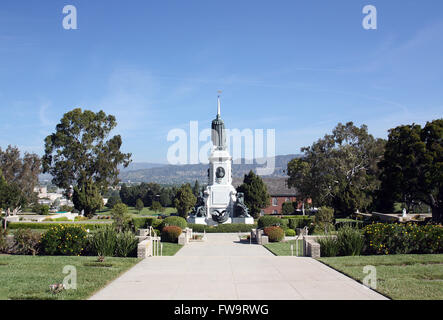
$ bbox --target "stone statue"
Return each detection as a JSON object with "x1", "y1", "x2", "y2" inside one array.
[
  {"x1": 402, "y1": 208, "x2": 407, "y2": 217},
  {"x1": 211, "y1": 208, "x2": 230, "y2": 223},
  {"x1": 233, "y1": 192, "x2": 251, "y2": 218},
  {"x1": 191, "y1": 192, "x2": 207, "y2": 218},
  {"x1": 211, "y1": 95, "x2": 226, "y2": 150}
]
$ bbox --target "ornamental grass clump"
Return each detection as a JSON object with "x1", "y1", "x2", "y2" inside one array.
[
  {"x1": 264, "y1": 226, "x2": 285, "y2": 242},
  {"x1": 317, "y1": 236, "x2": 340, "y2": 257},
  {"x1": 115, "y1": 231, "x2": 138, "y2": 257},
  {"x1": 89, "y1": 225, "x2": 117, "y2": 257},
  {"x1": 40, "y1": 224, "x2": 88, "y2": 256},
  {"x1": 336, "y1": 225, "x2": 364, "y2": 256}
]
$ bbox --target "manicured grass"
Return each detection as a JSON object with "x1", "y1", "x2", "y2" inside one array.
[
  {"x1": 263, "y1": 240, "x2": 304, "y2": 256},
  {"x1": 0, "y1": 255, "x2": 140, "y2": 300},
  {"x1": 160, "y1": 242, "x2": 183, "y2": 256},
  {"x1": 318, "y1": 254, "x2": 443, "y2": 300},
  {"x1": 97, "y1": 206, "x2": 177, "y2": 216}
]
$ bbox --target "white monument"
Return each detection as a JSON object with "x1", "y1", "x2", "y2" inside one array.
[{"x1": 187, "y1": 94, "x2": 254, "y2": 226}]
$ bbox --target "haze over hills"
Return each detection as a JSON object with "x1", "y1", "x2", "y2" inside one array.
[
  {"x1": 39, "y1": 154, "x2": 302, "y2": 185},
  {"x1": 118, "y1": 154, "x2": 302, "y2": 184}
]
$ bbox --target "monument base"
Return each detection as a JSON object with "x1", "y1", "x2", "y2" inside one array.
[
  {"x1": 187, "y1": 216, "x2": 235, "y2": 226},
  {"x1": 232, "y1": 217, "x2": 255, "y2": 225}
]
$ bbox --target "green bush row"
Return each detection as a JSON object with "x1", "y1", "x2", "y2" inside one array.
[
  {"x1": 188, "y1": 223, "x2": 257, "y2": 233},
  {"x1": 7, "y1": 222, "x2": 111, "y2": 230}
]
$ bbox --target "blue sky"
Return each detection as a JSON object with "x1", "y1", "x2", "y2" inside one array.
[{"x1": 0, "y1": 0, "x2": 442, "y2": 163}]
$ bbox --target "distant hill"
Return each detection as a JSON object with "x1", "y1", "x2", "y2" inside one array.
[{"x1": 118, "y1": 154, "x2": 302, "y2": 184}]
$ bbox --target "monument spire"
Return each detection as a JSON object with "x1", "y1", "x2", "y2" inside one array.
[{"x1": 217, "y1": 90, "x2": 222, "y2": 118}]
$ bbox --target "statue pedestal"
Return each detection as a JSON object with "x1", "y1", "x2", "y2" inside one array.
[
  {"x1": 232, "y1": 217, "x2": 255, "y2": 225},
  {"x1": 187, "y1": 216, "x2": 233, "y2": 226}
]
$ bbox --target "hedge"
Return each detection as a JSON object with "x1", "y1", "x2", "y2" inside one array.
[
  {"x1": 7, "y1": 222, "x2": 111, "y2": 230},
  {"x1": 257, "y1": 216, "x2": 284, "y2": 229},
  {"x1": 188, "y1": 223, "x2": 257, "y2": 233},
  {"x1": 131, "y1": 217, "x2": 157, "y2": 230},
  {"x1": 159, "y1": 216, "x2": 187, "y2": 230}
]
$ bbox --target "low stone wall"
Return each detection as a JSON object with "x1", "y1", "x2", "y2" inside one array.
[{"x1": 137, "y1": 236, "x2": 161, "y2": 258}]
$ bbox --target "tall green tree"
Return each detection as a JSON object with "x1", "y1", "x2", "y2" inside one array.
[
  {"x1": 378, "y1": 119, "x2": 443, "y2": 222},
  {"x1": 192, "y1": 180, "x2": 200, "y2": 197},
  {"x1": 237, "y1": 170, "x2": 270, "y2": 219},
  {"x1": 111, "y1": 203, "x2": 131, "y2": 232},
  {"x1": 287, "y1": 122, "x2": 385, "y2": 215},
  {"x1": 135, "y1": 198, "x2": 144, "y2": 213},
  {"x1": 42, "y1": 108, "x2": 131, "y2": 215},
  {"x1": 72, "y1": 179, "x2": 103, "y2": 217},
  {"x1": 0, "y1": 146, "x2": 41, "y2": 216},
  {"x1": 174, "y1": 183, "x2": 196, "y2": 218}
]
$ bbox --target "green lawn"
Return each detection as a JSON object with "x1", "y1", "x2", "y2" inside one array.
[
  {"x1": 161, "y1": 242, "x2": 183, "y2": 256},
  {"x1": 0, "y1": 255, "x2": 140, "y2": 300},
  {"x1": 263, "y1": 240, "x2": 304, "y2": 256},
  {"x1": 97, "y1": 206, "x2": 177, "y2": 216},
  {"x1": 318, "y1": 254, "x2": 443, "y2": 300}
]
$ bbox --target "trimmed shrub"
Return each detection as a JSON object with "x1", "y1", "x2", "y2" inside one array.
[
  {"x1": 33, "y1": 204, "x2": 49, "y2": 215},
  {"x1": 284, "y1": 229, "x2": 296, "y2": 237},
  {"x1": 288, "y1": 217, "x2": 313, "y2": 229},
  {"x1": 161, "y1": 226, "x2": 182, "y2": 243},
  {"x1": 7, "y1": 222, "x2": 110, "y2": 230},
  {"x1": 337, "y1": 225, "x2": 364, "y2": 256},
  {"x1": 317, "y1": 237, "x2": 340, "y2": 257},
  {"x1": 363, "y1": 223, "x2": 443, "y2": 255},
  {"x1": 258, "y1": 216, "x2": 283, "y2": 229},
  {"x1": 264, "y1": 226, "x2": 284, "y2": 242},
  {"x1": 188, "y1": 223, "x2": 257, "y2": 233},
  {"x1": 74, "y1": 216, "x2": 89, "y2": 221},
  {"x1": 0, "y1": 228, "x2": 8, "y2": 253},
  {"x1": 115, "y1": 231, "x2": 138, "y2": 257},
  {"x1": 160, "y1": 216, "x2": 187, "y2": 230},
  {"x1": 11, "y1": 228, "x2": 41, "y2": 256},
  {"x1": 89, "y1": 225, "x2": 117, "y2": 256},
  {"x1": 335, "y1": 220, "x2": 364, "y2": 230},
  {"x1": 40, "y1": 225, "x2": 88, "y2": 256}
]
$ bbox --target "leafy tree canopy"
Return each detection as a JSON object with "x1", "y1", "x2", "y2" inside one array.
[
  {"x1": 42, "y1": 108, "x2": 131, "y2": 193},
  {"x1": 174, "y1": 183, "x2": 196, "y2": 218},
  {"x1": 237, "y1": 170, "x2": 270, "y2": 219}
]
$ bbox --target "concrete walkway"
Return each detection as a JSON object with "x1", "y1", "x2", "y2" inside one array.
[{"x1": 89, "y1": 233, "x2": 387, "y2": 300}]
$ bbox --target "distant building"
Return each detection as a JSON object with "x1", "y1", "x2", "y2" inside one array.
[{"x1": 233, "y1": 177, "x2": 306, "y2": 215}]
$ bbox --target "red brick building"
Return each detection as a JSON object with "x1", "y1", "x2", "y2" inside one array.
[{"x1": 233, "y1": 177, "x2": 303, "y2": 215}]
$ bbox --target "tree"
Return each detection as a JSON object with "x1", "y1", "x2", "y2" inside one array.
[
  {"x1": 281, "y1": 202, "x2": 295, "y2": 215},
  {"x1": 111, "y1": 203, "x2": 131, "y2": 232},
  {"x1": 378, "y1": 119, "x2": 443, "y2": 223},
  {"x1": 192, "y1": 180, "x2": 200, "y2": 197},
  {"x1": 174, "y1": 184, "x2": 196, "y2": 218},
  {"x1": 135, "y1": 198, "x2": 144, "y2": 213},
  {"x1": 287, "y1": 122, "x2": 385, "y2": 216},
  {"x1": 106, "y1": 195, "x2": 122, "y2": 209},
  {"x1": 0, "y1": 172, "x2": 26, "y2": 227},
  {"x1": 0, "y1": 146, "x2": 41, "y2": 215},
  {"x1": 150, "y1": 201, "x2": 164, "y2": 214},
  {"x1": 237, "y1": 170, "x2": 270, "y2": 219},
  {"x1": 42, "y1": 108, "x2": 131, "y2": 215},
  {"x1": 72, "y1": 180, "x2": 103, "y2": 217}
]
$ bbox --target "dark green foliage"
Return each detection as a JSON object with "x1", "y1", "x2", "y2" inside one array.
[
  {"x1": 59, "y1": 205, "x2": 74, "y2": 212},
  {"x1": 89, "y1": 225, "x2": 117, "y2": 256},
  {"x1": 150, "y1": 201, "x2": 164, "y2": 213},
  {"x1": 264, "y1": 226, "x2": 284, "y2": 242},
  {"x1": 32, "y1": 204, "x2": 49, "y2": 215},
  {"x1": 192, "y1": 180, "x2": 200, "y2": 197},
  {"x1": 0, "y1": 228, "x2": 8, "y2": 253},
  {"x1": 120, "y1": 182, "x2": 173, "y2": 207},
  {"x1": 378, "y1": 119, "x2": 443, "y2": 223},
  {"x1": 135, "y1": 198, "x2": 144, "y2": 213},
  {"x1": 160, "y1": 216, "x2": 187, "y2": 230},
  {"x1": 72, "y1": 180, "x2": 103, "y2": 217},
  {"x1": 285, "y1": 229, "x2": 296, "y2": 236},
  {"x1": 188, "y1": 223, "x2": 257, "y2": 233},
  {"x1": 106, "y1": 195, "x2": 121, "y2": 209},
  {"x1": 363, "y1": 223, "x2": 443, "y2": 255},
  {"x1": 115, "y1": 231, "x2": 138, "y2": 257},
  {"x1": 111, "y1": 203, "x2": 131, "y2": 232},
  {"x1": 161, "y1": 226, "x2": 182, "y2": 243},
  {"x1": 313, "y1": 206, "x2": 335, "y2": 233},
  {"x1": 237, "y1": 171, "x2": 270, "y2": 219},
  {"x1": 174, "y1": 183, "x2": 196, "y2": 218},
  {"x1": 7, "y1": 222, "x2": 109, "y2": 230},
  {"x1": 287, "y1": 122, "x2": 385, "y2": 215},
  {"x1": 11, "y1": 228, "x2": 41, "y2": 256},
  {"x1": 317, "y1": 237, "x2": 340, "y2": 257},
  {"x1": 131, "y1": 217, "x2": 156, "y2": 230},
  {"x1": 257, "y1": 216, "x2": 283, "y2": 229},
  {"x1": 336, "y1": 225, "x2": 364, "y2": 256},
  {"x1": 281, "y1": 202, "x2": 295, "y2": 215},
  {"x1": 287, "y1": 217, "x2": 313, "y2": 229},
  {"x1": 40, "y1": 225, "x2": 88, "y2": 256}
]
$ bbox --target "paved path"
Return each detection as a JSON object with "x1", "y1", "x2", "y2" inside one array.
[{"x1": 89, "y1": 233, "x2": 387, "y2": 300}]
